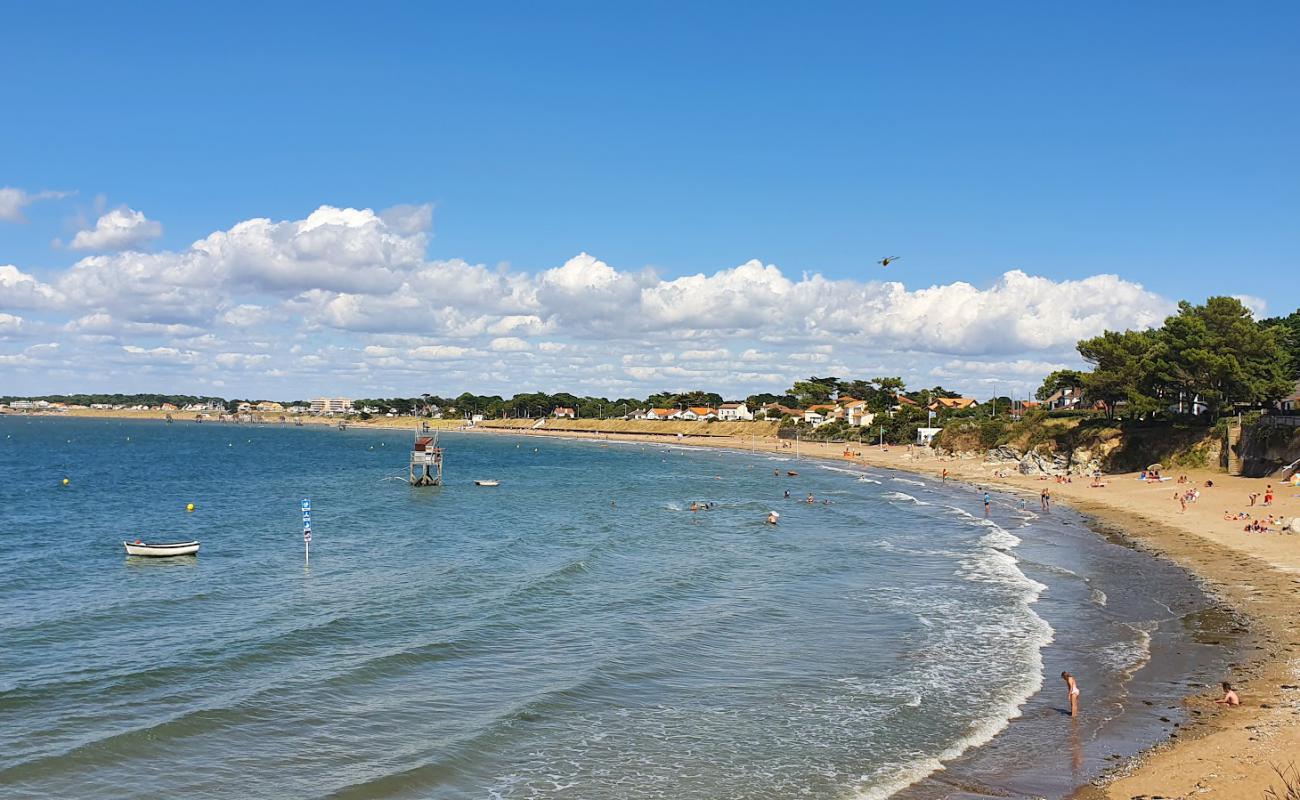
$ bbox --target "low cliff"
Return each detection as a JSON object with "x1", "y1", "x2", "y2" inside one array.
[
  {"x1": 1235, "y1": 420, "x2": 1300, "y2": 477},
  {"x1": 934, "y1": 413, "x2": 1222, "y2": 476}
]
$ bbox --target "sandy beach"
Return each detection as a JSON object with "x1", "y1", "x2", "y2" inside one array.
[{"x1": 33, "y1": 411, "x2": 1300, "y2": 796}]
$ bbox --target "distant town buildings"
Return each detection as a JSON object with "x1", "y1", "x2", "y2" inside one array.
[{"x1": 310, "y1": 397, "x2": 353, "y2": 415}]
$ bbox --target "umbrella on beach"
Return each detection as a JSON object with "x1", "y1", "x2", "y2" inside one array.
[{"x1": 1147, "y1": 463, "x2": 1164, "y2": 471}]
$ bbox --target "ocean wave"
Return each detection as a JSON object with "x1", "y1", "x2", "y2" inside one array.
[
  {"x1": 884, "y1": 491, "x2": 929, "y2": 505},
  {"x1": 890, "y1": 477, "x2": 926, "y2": 487},
  {"x1": 1097, "y1": 621, "x2": 1155, "y2": 679},
  {"x1": 818, "y1": 464, "x2": 867, "y2": 476},
  {"x1": 857, "y1": 477, "x2": 882, "y2": 484},
  {"x1": 856, "y1": 518, "x2": 1055, "y2": 800}
]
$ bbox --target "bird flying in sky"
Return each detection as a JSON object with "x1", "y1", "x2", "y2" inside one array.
[{"x1": 877, "y1": 256, "x2": 900, "y2": 267}]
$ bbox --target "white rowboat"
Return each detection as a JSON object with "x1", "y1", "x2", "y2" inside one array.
[
  {"x1": 473, "y1": 480, "x2": 500, "y2": 487},
  {"x1": 123, "y1": 540, "x2": 201, "y2": 557}
]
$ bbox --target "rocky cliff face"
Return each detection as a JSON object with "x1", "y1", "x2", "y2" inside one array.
[
  {"x1": 1236, "y1": 422, "x2": 1300, "y2": 478},
  {"x1": 981, "y1": 444, "x2": 1101, "y2": 476}
]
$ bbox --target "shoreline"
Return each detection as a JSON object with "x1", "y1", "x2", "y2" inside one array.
[
  {"x1": 469, "y1": 425, "x2": 1300, "y2": 798},
  {"x1": 28, "y1": 412, "x2": 1300, "y2": 797}
]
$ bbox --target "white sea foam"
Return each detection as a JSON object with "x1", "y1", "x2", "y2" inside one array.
[
  {"x1": 1090, "y1": 587, "x2": 1109, "y2": 606},
  {"x1": 819, "y1": 464, "x2": 867, "y2": 476},
  {"x1": 891, "y1": 477, "x2": 926, "y2": 487},
  {"x1": 884, "y1": 491, "x2": 929, "y2": 505},
  {"x1": 857, "y1": 477, "x2": 882, "y2": 484},
  {"x1": 1098, "y1": 621, "x2": 1154, "y2": 679},
  {"x1": 854, "y1": 519, "x2": 1054, "y2": 800}
]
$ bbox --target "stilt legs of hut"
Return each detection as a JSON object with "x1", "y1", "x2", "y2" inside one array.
[{"x1": 410, "y1": 461, "x2": 442, "y2": 486}]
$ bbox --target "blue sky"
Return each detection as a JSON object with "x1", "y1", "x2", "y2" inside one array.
[{"x1": 1, "y1": 3, "x2": 1297, "y2": 399}]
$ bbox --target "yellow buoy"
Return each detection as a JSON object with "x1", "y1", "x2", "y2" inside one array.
[
  {"x1": 186, "y1": 503, "x2": 195, "y2": 512},
  {"x1": 62, "y1": 478, "x2": 69, "y2": 486}
]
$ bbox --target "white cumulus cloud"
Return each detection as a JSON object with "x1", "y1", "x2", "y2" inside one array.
[
  {"x1": 0, "y1": 201, "x2": 1188, "y2": 399},
  {"x1": 69, "y1": 207, "x2": 163, "y2": 251}
]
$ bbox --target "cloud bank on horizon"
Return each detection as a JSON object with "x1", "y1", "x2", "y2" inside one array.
[{"x1": 1, "y1": 193, "x2": 1177, "y2": 400}]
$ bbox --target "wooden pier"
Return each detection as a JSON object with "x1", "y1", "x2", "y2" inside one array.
[{"x1": 409, "y1": 433, "x2": 444, "y2": 486}]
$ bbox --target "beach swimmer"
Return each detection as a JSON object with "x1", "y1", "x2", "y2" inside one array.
[
  {"x1": 690, "y1": 501, "x2": 699, "y2": 512},
  {"x1": 784, "y1": 489, "x2": 790, "y2": 499},
  {"x1": 806, "y1": 493, "x2": 815, "y2": 504},
  {"x1": 942, "y1": 468, "x2": 948, "y2": 483},
  {"x1": 1214, "y1": 681, "x2": 1240, "y2": 707},
  {"x1": 766, "y1": 511, "x2": 780, "y2": 525},
  {"x1": 1062, "y1": 671, "x2": 1080, "y2": 717}
]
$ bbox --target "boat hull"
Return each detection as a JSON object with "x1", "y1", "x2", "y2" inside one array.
[{"x1": 123, "y1": 540, "x2": 201, "y2": 557}]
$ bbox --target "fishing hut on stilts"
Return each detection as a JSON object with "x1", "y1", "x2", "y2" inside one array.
[{"x1": 409, "y1": 431, "x2": 444, "y2": 486}]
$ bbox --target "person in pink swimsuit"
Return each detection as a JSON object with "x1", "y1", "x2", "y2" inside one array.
[{"x1": 1062, "y1": 671, "x2": 1080, "y2": 717}]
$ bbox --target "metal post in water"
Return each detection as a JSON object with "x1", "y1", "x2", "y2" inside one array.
[{"x1": 302, "y1": 498, "x2": 312, "y2": 565}]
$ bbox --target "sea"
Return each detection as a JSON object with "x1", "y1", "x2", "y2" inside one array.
[{"x1": 0, "y1": 417, "x2": 1238, "y2": 799}]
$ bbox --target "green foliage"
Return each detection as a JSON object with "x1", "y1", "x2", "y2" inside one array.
[
  {"x1": 644, "y1": 390, "x2": 724, "y2": 410},
  {"x1": 1070, "y1": 297, "x2": 1291, "y2": 424},
  {"x1": 0, "y1": 393, "x2": 226, "y2": 408},
  {"x1": 1260, "y1": 310, "x2": 1300, "y2": 381},
  {"x1": 1077, "y1": 328, "x2": 1160, "y2": 418},
  {"x1": 789, "y1": 379, "x2": 836, "y2": 407},
  {"x1": 745, "y1": 392, "x2": 794, "y2": 409},
  {"x1": 1151, "y1": 297, "x2": 1292, "y2": 418}
]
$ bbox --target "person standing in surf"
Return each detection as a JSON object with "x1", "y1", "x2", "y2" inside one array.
[
  {"x1": 1062, "y1": 671, "x2": 1080, "y2": 717},
  {"x1": 983, "y1": 491, "x2": 991, "y2": 515}
]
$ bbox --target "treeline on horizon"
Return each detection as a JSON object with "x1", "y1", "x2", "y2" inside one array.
[
  {"x1": 7, "y1": 299, "x2": 1296, "y2": 428},
  {"x1": 352, "y1": 378, "x2": 966, "y2": 421}
]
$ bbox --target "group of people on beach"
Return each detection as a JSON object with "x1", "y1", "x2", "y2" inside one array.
[
  {"x1": 1247, "y1": 485, "x2": 1275, "y2": 507},
  {"x1": 1174, "y1": 487, "x2": 1201, "y2": 512}
]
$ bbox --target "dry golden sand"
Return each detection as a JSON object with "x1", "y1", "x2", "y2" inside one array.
[{"x1": 37, "y1": 412, "x2": 1300, "y2": 797}]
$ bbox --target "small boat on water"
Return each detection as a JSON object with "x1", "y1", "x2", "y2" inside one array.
[
  {"x1": 473, "y1": 479, "x2": 500, "y2": 487},
  {"x1": 787, "y1": 471, "x2": 799, "y2": 477},
  {"x1": 123, "y1": 540, "x2": 200, "y2": 557}
]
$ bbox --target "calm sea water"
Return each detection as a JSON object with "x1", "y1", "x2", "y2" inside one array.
[{"x1": 0, "y1": 418, "x2": 1232, "y2": 799}]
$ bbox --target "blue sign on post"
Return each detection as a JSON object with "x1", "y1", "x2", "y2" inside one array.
[{"x1": 301, "y1": 498, "x2": 312, "y2": 561}]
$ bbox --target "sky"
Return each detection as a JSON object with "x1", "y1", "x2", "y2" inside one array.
[{"x1": 2, "y1": 2, "x2": 1297, "y2": 401}]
